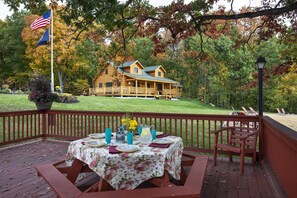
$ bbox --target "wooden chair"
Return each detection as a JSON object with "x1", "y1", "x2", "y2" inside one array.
[
  {"x1": 213, "y1": 127, "x2": 259, "y2": 175},
  {"x1": 281, "y1": 108, "x2": 287, "y2": 114},
  {"x1": 249, "y1": 107, "x2": 258, "y2": 115},
  {"x1": 276, "y1": 108, "x2": 283, "y2": 114},
  {"x1": 241, "y1": 107, "x2": 249, "y2": 114}
]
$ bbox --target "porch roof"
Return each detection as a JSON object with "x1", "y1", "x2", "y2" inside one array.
[{"x1": 118, "y1": 68, "x2": 178, "y2": 84}]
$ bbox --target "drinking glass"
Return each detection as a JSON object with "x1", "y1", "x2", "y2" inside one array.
[
  {"x1": 151, "y1": 129, "x2": 156, "y2": 141},
  {"x1": 138, "y1": 124, "x2": 143, "y2": 136},
  {"x1": 127, "y1": 132, "x2": 133, "y2": 145},
  {"x1": 105, "y1": 128, "x2": 112, "y2": 144}
]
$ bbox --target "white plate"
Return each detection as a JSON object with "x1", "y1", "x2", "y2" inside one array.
[
  {"x1": 133, "y1": 140, "x2": 141, "y2": 145},
  {"x1": 85, "y1": 140, "x2": 106, "y2": 148},
  {"x1": 153, "y1": 139, "x2": 173, "y2": 144},
  {"x1": 116, "y1": 145, "x2": 139, "y2": 153},
  {"x1": 156, "y1": 132, "x2": 163, "y2": 135},
  {"x1": 88, "y1": 133, "x2": 105, "y2": 139}
]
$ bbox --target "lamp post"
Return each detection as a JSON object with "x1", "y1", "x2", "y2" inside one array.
[{"x1": 256, "y1": 56, "x2": 266, "y2": 116}]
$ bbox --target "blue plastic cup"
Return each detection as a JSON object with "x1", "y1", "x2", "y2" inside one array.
[
  {"x1": 127, "y1": 132, "x2": 133, "y2": 145},
  {"x1": 138, "y1": 125, "x2": 143, "y2": 136},
  {"x1": 105, "y1": 128, "x2": 112, "y2": 144},
  {"x1": 151, "y1": 129, "x2": 156, "y2": 141}
]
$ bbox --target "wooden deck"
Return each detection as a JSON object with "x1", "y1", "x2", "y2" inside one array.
[{"x1": 0, "y1": 140, "x2": 286, "y2": 198}]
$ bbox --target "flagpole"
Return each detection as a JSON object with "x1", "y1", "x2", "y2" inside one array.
[{"x1": 50, "y1": 7, "x2": 54, "y2": 92}]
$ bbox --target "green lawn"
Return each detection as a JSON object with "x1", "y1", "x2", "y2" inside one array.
[{"x1": 0, "y1": 94, "x2": 230, "y2": 114}]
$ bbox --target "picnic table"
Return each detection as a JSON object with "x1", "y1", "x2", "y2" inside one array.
[{"x1": 65, "y1": 135, "x2": 183, "y2": 190}]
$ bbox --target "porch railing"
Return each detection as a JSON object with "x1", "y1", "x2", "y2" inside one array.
[
  {"x1": 92, "y1": 86, "x2": 180, "y2": 97},
  {"x1": 0, "y1": 111, "x2": 44, "y2": 146},
  {"x1": 262, "y1": 116, "x2": 297, "y2": 198},
  {"x1": 1, "y1": 110, "x2": 258, "y2": 153},
  {"x1": 1, "y1": 110, "x2": 297, "y2": 196}
]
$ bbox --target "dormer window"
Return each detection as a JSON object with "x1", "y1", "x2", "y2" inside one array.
[
  {"x1": 158, "y1": 71, "x2": 161, "y2": 77},
  {"x1": 134, "y1": 67, "x2": 138, "y2": 73},
  {"x1": 105, "y1": 69, "x2": 108, "y2": 75}
]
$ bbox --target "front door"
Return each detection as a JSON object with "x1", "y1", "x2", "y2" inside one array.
[
  {"x1": 157, "y1": 83, "x2": 162, "y2": 95},
  {"x1": 157, "y1": 84, "x2": 162, "y2": 91}
]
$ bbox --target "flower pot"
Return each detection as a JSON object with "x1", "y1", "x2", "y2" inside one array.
[{"x1": 35, "y1": 101, "x2": 53, "y2": 110}]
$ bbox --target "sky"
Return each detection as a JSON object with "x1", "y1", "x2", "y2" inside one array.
[{"x1": 0, "y1": 0, "x2": 259, "y2": 20}]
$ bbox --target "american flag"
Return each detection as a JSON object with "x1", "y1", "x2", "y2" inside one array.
[{"x1": 30, "y1": 10, "x2": 51, "y2": 30}]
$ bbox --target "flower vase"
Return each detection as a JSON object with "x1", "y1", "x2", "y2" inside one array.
[
  {"x1": 116, "y1": 126, "x2": 125, "y2": 144},
  {"x1": 35, "y1": 101, "x2": 53, "y2": 111}
]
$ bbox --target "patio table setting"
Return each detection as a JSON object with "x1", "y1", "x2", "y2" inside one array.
[{"x1": 65, "y1": 125, "x2": 183, "y2": 190}]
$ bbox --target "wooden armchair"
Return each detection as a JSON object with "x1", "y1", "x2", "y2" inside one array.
[{"x1": 213, "y1": 127, "x2": 259, "y2": 175}]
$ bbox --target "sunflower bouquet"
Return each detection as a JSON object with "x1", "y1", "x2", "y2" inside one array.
[{"x1": 121, "y1": 114, "x2": 138, "y2": 132}]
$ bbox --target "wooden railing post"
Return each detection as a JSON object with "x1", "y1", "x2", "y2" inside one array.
[{"x1": 42, "y1": 111, "x2": 47, "y2": 140}]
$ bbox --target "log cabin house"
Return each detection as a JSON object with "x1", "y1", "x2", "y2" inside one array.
[{"x1": 91, "y1": 60, "x2": 182, "y2": 98}]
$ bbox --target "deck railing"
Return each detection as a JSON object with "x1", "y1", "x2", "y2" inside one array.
[
  {"x1": 0, "y1": 110, "x2": 45, "y2": 146},
  {"x1": 1, "y1": 110, "x2": 297, "y2": 196},
  {"x1": 262, "y1": 116, "x2": 297, "y2": 198},
  {"x1": 1, "y1": 110, "x2": 258, "y2": 153}
]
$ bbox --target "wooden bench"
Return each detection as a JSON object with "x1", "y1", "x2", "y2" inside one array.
[{"x1": 35, "y1": 155, "x2": 208, "y2": 198}]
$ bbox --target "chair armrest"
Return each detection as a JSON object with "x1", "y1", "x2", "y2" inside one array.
[
  {"x1": 239, "y1": 131, "x2": 259, "y2": 140},
  {"x1": 211, "y1": 127, "x2": 234, "y2": 134}
]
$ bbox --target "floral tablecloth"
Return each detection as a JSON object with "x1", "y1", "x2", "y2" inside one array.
[{"x1": 65, "y1": 135, "x2": 183, "y2": 190}]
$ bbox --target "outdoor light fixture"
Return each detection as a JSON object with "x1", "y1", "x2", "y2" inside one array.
[
  {"x1": 256, "y1": 56, "x2": 266, "y2": 116},
  {"x1": 256, "y1": 56, "x2": 266, "y2": 69}
]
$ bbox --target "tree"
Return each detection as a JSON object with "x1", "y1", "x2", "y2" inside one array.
[
  {"x1": 21, "y1": 8, "x2": 90, "y2": 94},
  {"x1": 0, "y1": 11, "x2": 30, "y2": 90},
  {"x1": 270, "y1": 65, "x2": 297, "y2": 113},
  {"x1": 3, "y1": 0, "x2": 297, "y2": 55}
]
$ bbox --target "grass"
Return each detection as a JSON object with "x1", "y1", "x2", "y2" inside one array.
[{"x1": 0, "y1": 94, "x2": 231, "y2": 114}]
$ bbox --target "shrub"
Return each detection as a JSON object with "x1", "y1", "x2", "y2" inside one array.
[
  {"x1": 54, "y1": 93, "x2": 79, "y2": 103},
  {"x1": 28, "y1": 74, "x2": 55, "y2": 103},
  {"x1": 16, "y1": 90, "x2": 24, "y2": 94},
  {"x1": 1, "y1": 84, "x2": 11, "y2": 94}
]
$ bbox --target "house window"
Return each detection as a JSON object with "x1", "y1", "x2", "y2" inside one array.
[
  {"x1": 134, "y1": 67, "x2": 138, "y2": 73},
  {"x1": 106, "y1": 82, "x2": 112, "y2": 87},
  {"x1": 99, "y1": 83, "x2": 102, "y2": 88},
  {"x1": 105, "y1": 69, "x2": 108, "y2": 75},
  {"x1": 147, "y1": 83, "x2": 151, "y2": 88},
  {"x1": 158, "y1": 71, "x2": 161, "y2": 76},
  {"x1": 132, "y1": 82, "x2": 140, "y2": 87}
]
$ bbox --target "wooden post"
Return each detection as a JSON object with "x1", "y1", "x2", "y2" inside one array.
[
  {"x1": 121, "y1": 85, "x2": 123, "y2": 97},
  {"x1": 145, "y1": 81, "x2": 147, "y2": 98},
  {"x1": 154, "y1": 82, "x2": 156, "y2": 97},
  {"x1": 42, "y1": 112, "x2": 46, "y2": 140},
  {"x1": 136, "y1": 79, "x2": 138, "y2": 97}
]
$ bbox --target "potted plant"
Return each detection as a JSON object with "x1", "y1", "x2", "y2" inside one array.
[{"x1": 28, "y1": 74, "x2": 56, "y2": 110}]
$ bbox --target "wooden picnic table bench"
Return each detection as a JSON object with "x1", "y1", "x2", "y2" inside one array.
[{"x1": 35, "y1": 155, "x2": 208, "y2": 198}]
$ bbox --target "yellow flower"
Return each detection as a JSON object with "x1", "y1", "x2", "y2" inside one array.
[{"x1": 121, "y1": 114, "x2": 137, "y2": 132}]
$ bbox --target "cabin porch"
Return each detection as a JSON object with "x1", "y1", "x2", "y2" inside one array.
[{"x1": 90, "y1": 79, "x2": 182, "y2": 98}]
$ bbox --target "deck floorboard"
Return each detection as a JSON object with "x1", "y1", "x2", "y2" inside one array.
[{"x1": 0, "y1": 140, "x2": 287, "y2": 198}]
